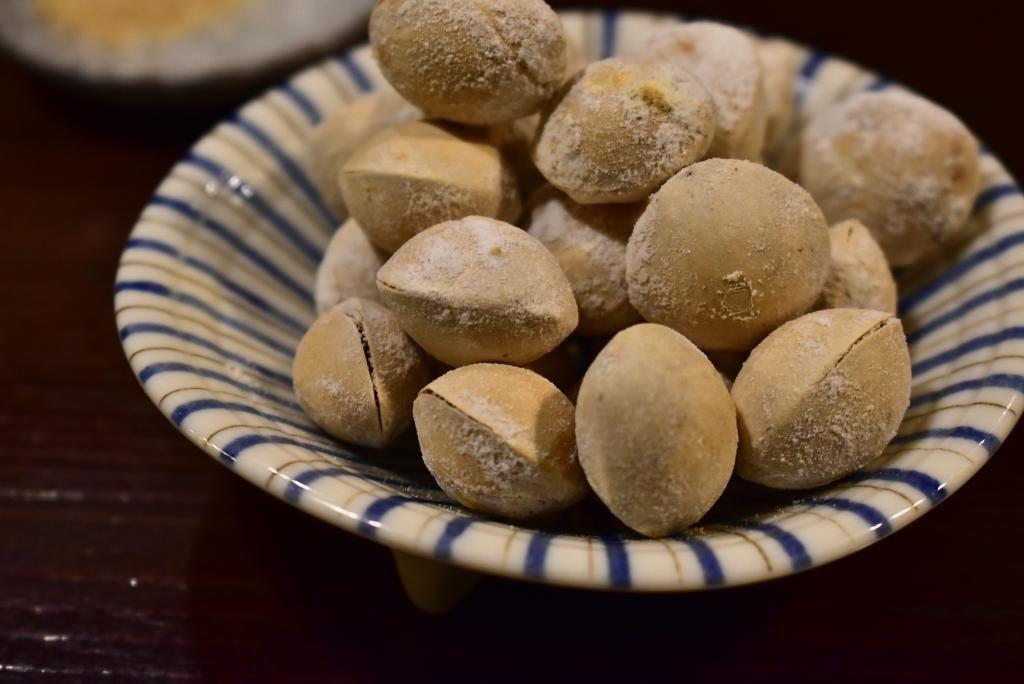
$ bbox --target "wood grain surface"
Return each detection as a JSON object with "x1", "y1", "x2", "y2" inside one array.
[{"x1": 1, "y1": 1, "x2": 1022, "y2": 681}]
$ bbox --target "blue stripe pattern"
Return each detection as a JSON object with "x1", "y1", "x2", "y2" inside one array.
[
  {"x1": 912, "y1": 326, "x2": 1024, "y2": 375},
  {"x1": 182, "y1": 153, "x2": 323, "y2": 263},
  {"x1": 524, "y1": 533, "x2": 553, "y2": 579},
  {"x1": 121, "y1": 323, "x2": 292, "y2": 386},
  {"x1": 284, "y1": 466, "x2": 348, "y2": 503},
  {"x1": 226, "y1": 116, "x2": 338, "y2": 227},
  {"x1": 845, "y1": 468, "x2": 947, "y2": 504},
  {"x1": 117, "y1": 280, "x2": 296, "y2": 356},
  {"x1": 733, "y1": 521, "x2": 812, "y2": 571},
  {"x1": 891, "y1": 426, "x2": 1000, "y2": 456},
  {"x1": 138, "y1": 361, "x2": 301, "y2": 411},
  {"x1": 220, "y1": 433, "x2": 357, "y2": 465},
  {"x1": 335, "y1": 52, "x2": 372, "y2": 92},
  {"x1": 435, "y1": 517, "x2": 475, "y2": 561},
  {"x1": 149, "y1": 195, "x2": 314, "y2": 306},
  {"x1": 900, "y1": 230, "x2": 1024, "y2": 315},
  {"x1": 358, "y1": 495, "x2": 414, "y2": 536},
  {"x1": 124, "y1": 238, "x2": 308, "y2": 333},
  {"x1": 803, "y1": 498, "x2": 892, "y2": 537},
  {"x1": 911, "y1": 373, "x2": 1024, "y2": 407},
  {"x1": 677, "y1": 536, "x2": 725, "y2": 586},
  {"x1": 973, "y1": 183, "x2": 1022, "y2": 215},
  {"x1": 796, "y1": 50, "x2": 827, "y2": 105},
  {"x1": 170, "y1": 399, "x2": 319, "y2": 436},
  {"x1": 600, "y1": 9, "x2": 618, "y2": 58},
  {"x1": 280, "y1": 83, "x2": 321, "y2": 124},
  {"x1": 906, "y1": 277, "x2": 1024, "y2": 344},
  {"x1": 600, "y1": 534, "x2": 631, "y2": 588}
]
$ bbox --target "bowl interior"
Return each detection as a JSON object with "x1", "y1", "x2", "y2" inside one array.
[{"x1": 115, "y1": 9, "x2": 1024, "y2": 591}]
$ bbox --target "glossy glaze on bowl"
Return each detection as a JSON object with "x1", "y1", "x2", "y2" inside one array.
[{"x1": 115, "y1": 10, "x2": 1023, "y2": 590}]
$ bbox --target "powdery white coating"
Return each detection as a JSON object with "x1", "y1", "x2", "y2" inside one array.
[
  {"x1": 486, "y1": 113, "x2": 546, "y2": 198},
  {"x1": 626, "y1": 158, "x2": 830, "y2": 351},
  {"x1": 413, "y1": 364, "x2": 586, "y2": 518},
  {"x1": 340, "y1": 120, "x2": 521, "y2": 253},
  {"x1": 757, "y1": 37, "x2": 802, "y2": 157},
  {"x1": 800, "y1": 89, "x2": 981, "y2": 267},
  {"x1": 819, "y1": 219, "x2": 898, "y2": 314},
  {"x1": 575, "y1": 324, "x2": 737, "y2": 537},
  {"x1": 293, "y1": 297, "x2": 432, "y2": 448},
  {"x1": 625, "y1": 21, "x2": 767, "y2": 161},
  {"x1": 369, "y1": 0, "x2": 567, "y2": 125},
  {"x1": 308, "y1": 91, "x2": 421, "y2": 218},
  {"x1": 732, "y1": 308, "x2": 911, "y2": 489},
  {"x1": 526, "y1": 185, "x2": 644, "y2": 335},
  {"x1": 314, "y1": 219, "x2": 388, "y2": 314},
  {"x1": 532, "y1": 56, "x2": 716, "y2": 204},
  {"x1": 377, "y1": 216, "x2": 578, "y2": 366}
]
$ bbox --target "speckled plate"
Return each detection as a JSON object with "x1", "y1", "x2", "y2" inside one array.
[{"x1": 115, "y1": 10, "x2": 1023, "y2": 591}]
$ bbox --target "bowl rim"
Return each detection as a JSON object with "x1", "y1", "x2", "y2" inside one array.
[{"x1": 114, "y1": 8, "x2": 1024, "y2": 591}]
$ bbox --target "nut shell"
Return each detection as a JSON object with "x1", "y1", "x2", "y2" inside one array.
[
  {"x1": 292, "y1": 297, "x2": 432, "y2": 448},
  {"x1": 314, "y1": 219, "x2": 388, "y2": 314},
  {"x1": 799, "y1": 89, "x2": 981, "y2": 267},
  {"x1": 526, "y1": 185, "x2": 644, "y2": 335},
  {"x1": 575, "y1": 323, "x2": 737, "y2": 537},
  {"x1": 533, "y1": 56, "x2": 716, "y2": 204},
  {"x1": 308, "y1": 91, "x2": 421, "y2": 218},
  {"x1": 626, "y1": 21, "x2": 767, "y2": 161},
  {"x1": 340, "y1": 121, "x2": 521, "y2": 253},
  {"x1": 377, "y1": 216, "x2": 578, "y2": 366},
  {"x1": 626, "y1": 158, "x2": 830, "y2": 351},
  {"x1": 819, "y1": 219, "x2": 898, "y2": 314},
  {"x1": 369, "y1": 0, "x2": 567, "y2": 125},
  {"x1": 414, "y1": 364, "x2": 586, "y2": 518},
  {"x1": 732, "y1": 308, "x2": 912, "y2": 489}
]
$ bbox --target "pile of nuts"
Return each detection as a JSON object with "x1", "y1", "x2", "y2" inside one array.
[{"x1": 293, "y1": 0, "x2": 981, "y2": 537}]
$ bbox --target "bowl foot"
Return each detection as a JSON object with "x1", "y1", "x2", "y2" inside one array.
[{"x1": 392, "y1": 550, "x2": 480, "y2": 613}]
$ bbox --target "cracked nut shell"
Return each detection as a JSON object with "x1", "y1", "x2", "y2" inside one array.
[
  {"x1": 308, "y1": 91, "x2": 421, "y2": 218},
  {"x1": 732, "y1": 308, "x2": 912, "y2": 489},
  {"x1": 292, "y1": 297, "x2": 432, "y2": 448},
  {"x1": 369, "y1": 0, "x2": 567, "y2": 125},
  {"x1": 376, "y1": 216, "x2": 578, "y2": 367},
  {"x1": 340, "y1": 120, "x2": 521, "y2": 253},
  {"x1": 413, "y1": 363, "x2": 587, "y2": 518}
]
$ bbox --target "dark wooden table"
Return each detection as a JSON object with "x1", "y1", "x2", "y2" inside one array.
[{"x1": 2, "y1": 2, "x2": 1022, "y2": 681}]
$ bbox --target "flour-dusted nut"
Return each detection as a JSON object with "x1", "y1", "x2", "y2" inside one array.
[
  {"x1": 293, "y1": 297, "x2": 432, "y2": 448},
  {"x1": 576, "y1": 323, "x2": 737, "y2": 537},
  {"x1": 314, "y1": 219, "x2": 388, "y2": 314},
  {"x1": 414, "y1": 364, "x2": 587, "y2": 518},
  {"x1": 627, "y1": 158, "x2": 830, "y2": 351},
  {"x1": 533, "y1": 56, "x2": 716, "y2": 204},
  {"x1": 800, "y1": 89, "x2": 981, "y2": 267},
  {"x1": 340, "y1": 121, "x2": 521, "y2": 253},
  {"x1": 757, "y1": 38, "x2": 803, "y2": 157},
  {"x1": 377, "y1": 216, "x2": 578, "y2": 366},
  {"x1": 526, "y1": 185, "x2": 644, "y2": 335},
  {"x1": 819, "y1": 219, "x2": 898, "y2": 314},
  {"x1": 369, "y1": 0, "x2": 567, "y2": 125},
  {"x1": 308, "y1": 91, "x2": 421, "y2": 218},
  {"x1": 732, "y1": 308, "x2": 911, "y2": 489},
  {"x1": 627, "y1": 21, "x2": 767, "y2": 161}
]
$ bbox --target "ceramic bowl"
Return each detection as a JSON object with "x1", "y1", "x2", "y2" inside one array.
[{"x1": 115, "y1": 9, "x2": 1023, "y2": 591}]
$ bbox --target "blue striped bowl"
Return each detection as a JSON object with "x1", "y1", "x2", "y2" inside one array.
[{"x1": 116, "y1": 10, "x2": 1023, "y2": 591}]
